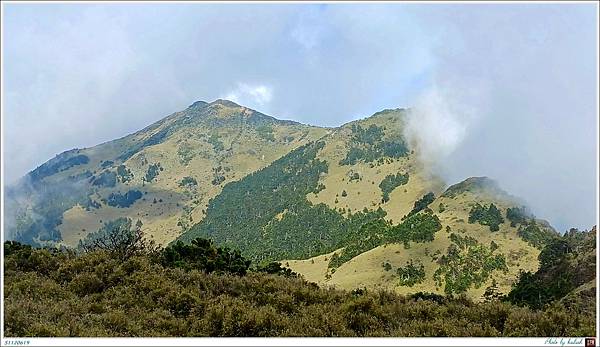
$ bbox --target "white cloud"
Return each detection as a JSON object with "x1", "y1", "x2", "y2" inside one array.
[
  {"x1": 403, "y1": 85, "x2": 484, "y2": 171},
  {"x1": 224, "y1": 83, "x2": 273, "y2": 108}
]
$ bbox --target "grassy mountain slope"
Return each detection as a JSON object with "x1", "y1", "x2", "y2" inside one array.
[
  {"x1": 174, "y1": 107, "x2": 559, "y2": 299},
  {"x1": 6, "y1": 101, "x2": 565, "y2": 300},
  {"x1": 5, "y1": 100, "x2": 328, "y2": 247},
  {"x1": 286, "y1": 177, "x2": 553, "y2": 300}
]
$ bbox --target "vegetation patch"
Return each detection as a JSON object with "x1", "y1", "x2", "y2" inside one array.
[
  {"x1": 144, "y1": 163, "x2": 163, "y2": 183},
  {"x1": 117, "y1": 127, "x2": 171, "y2": 161},
  {"x1": 328, "y1": 218, "x2": 390, "y2": 269},
  {"x1": 116, "y1": 165, "x2": 134, "y2": 183},
  {"x1": 177, "y1": 142, "x2": 196, "y2": 165},
  {"x1": 329, "y1": 212, "x2": 441, "y2": 269},
  {"x1": 256, "y1": 124, "x2": 276, "y2": 142},
  {"x1": 434, "y1": 233, "x2": 508, "y2": 295},
  {"x1": 388, "y1": 212, "x2": 442, "y2": 246},
  {"x1": 517, "y1": 221, "x2": 558, "y2": 250},
  {"x1": 211, "y1": 166, "x2": 226, "y2": 186},
  {"x1": 82, "y1": 197, "x2": 101, "y2": 211},
  {"x1": 179, "y1": 142, "x2": 388, "y2": 262},
  {"x1": 100, "y1": 160, "x2": 114, "y2": 168},
  {"x1": 91, "y1": 170, "x2": 117, "y2": 188},
  {"x1": 161, "y1": 238, "x2": 251, "y2": 275},
  {"x1": 4, "y1": 234, "x2": 594, "y2": 337},
  {"x1": 105, "y1": 190, "x2": 143, "y2": 208},
  {"x1": 208, "y1": 133, "x2": 224, "y2": 152},
  {"x1": 396, "y1": 260, "x2": 426, "y2": 287},
  {"x1": 68, "y1": 170, "x2": 93, "y2": 182},
  {"x1": 29, "y1": 152, "x2": 90, "y2": 182},
  {"x1": 379, "y1": 173, "x2": 409, "y2": 203},
  {"x1": 506, "y1": 227, "x2": 595, "y2": 309},
  {"x1": 405, "y1": 192, "x2": 435, "y2": 218},
  {"x1": 348, "y1": 171, "x2": 361, "y2": 182},
  {"x1": 339, "y1": 124, "x2": 408, "y2": 166},
  {"x1": 179, "y1": 176, "x2": 198, "y2": 188},
  {"x1": 6, "y1": 179, "x2": 94, "y2": 245},
  {"x1": 468, "y1": 203, "x2": 504, "y2": 232},
  {"x1": 505, "y1": 206, "x2": 531, "y2": 227}
]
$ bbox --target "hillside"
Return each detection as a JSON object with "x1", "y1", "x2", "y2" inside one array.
[
  {"x1": 5, "y1": 100, "x2": 563, "y2": 300},
  {"x1": 5, "y1": 100, "x2": 328, "y2": 247}
]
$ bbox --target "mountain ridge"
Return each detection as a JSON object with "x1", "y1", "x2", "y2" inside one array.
[{"x1": 5, "y1": 99, "x2": 561, "y2": 299}]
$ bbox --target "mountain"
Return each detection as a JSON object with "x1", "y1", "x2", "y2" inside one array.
[
  {"x1": 5, "y1": 99, "x2": 561, "y2": 300},
  {"x1": 4, "y1": 99, "x2": 328, "y2": 247}
]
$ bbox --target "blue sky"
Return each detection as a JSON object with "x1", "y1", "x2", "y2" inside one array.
[{"x1": 2, "y1": 3, "x2": 598, "y2": 231}]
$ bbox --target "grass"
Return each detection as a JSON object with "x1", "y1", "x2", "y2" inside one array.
[{"x1": 286, "y1": 185, "x2": 542, "y2": 300}]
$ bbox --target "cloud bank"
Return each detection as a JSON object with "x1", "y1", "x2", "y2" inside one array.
[{"x1": 2, "y1": 3, "x2": 597, "y2": 231}]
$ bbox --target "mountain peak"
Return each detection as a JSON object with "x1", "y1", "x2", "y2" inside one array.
[
  {"x1": 210, "y1": 99, "x2": 241, "y2": 108},
  {"x1": 186, "y1": 99, "x2": 242, "y2": 111},
  {"x1": 442, "y1": 176, "x2": 503, "y2": 198},
  {"x1": 187, "y1": 100, "x2": 208, "y2": 109}
]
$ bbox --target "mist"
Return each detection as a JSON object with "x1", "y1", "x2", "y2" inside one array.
[{"x1": 2, "y1": 3, "x2": 597, "y2": 231}]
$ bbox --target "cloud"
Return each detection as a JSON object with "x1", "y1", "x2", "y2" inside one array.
[
  {"x1": 224, "y1": 83, "x2": 273, "y2": 108},
  {"x1": 404, "y1": 86, "x2": 478, "y2": 171},
  {"x1": 402, "y1": 4, "x2": 597, "y2": 231},
  {"x1": 2, "y1": 3, "x2": 597, "y2": 231}
]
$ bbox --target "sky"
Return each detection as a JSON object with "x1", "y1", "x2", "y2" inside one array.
[{"x1": 2, "y1": 3, "x2": 598, "y2": 231}]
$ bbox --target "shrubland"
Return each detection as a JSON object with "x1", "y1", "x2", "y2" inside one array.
[{"x1": 4, "y1": 221, "x2": 595, "y2": 337}]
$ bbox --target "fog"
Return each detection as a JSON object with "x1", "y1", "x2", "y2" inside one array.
[{"x1": 2, "y1": 3, "x2": 597, "y2": 231}]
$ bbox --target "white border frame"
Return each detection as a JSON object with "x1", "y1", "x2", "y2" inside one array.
[{"x1": 0, "y1": 1, "x2": 598, "y2": 346}]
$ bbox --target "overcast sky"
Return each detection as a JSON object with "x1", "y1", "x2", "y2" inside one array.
[{"x1": 2, "y1": 3, "x2": 597, "y2": 231}]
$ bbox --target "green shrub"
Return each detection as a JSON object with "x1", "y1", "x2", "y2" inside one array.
[
  {"x1": 434, "y1": 235, "x2": 508, "y2": 295},
  {"x1": 179, "y1": 176, "x2": 198, "y2": 188},
  {"x1": 517, "y1": 221, "x2": 558, "y2": 249},
  {"x1": 379, "y1": 173, "x2": 409, "y2": 202},
  {"x1": 161, "y1": 238, "x2": 251, "y2": 275},
  {"x1": 405, "y1": 192, "x2": 435, "y2": 218},
  {"x1": 3, "y1": 239, "x2": 594, "y2": 337},
  {"x1": 339, "y1": 124, "x2": 408, "y2": 165},
  {"x1": 116, "y1": 165, "x2": 134, "y2": 183},
  {"x1": 78, "y1": 218, "x2": 158, "y2": 260},
  {"x1": 468, "y1": 203, "x2": 504, "y2": 231},
  {"x1": 256, "y1": 124, "x2": 276, "y2": 142},
  {"x1": 144, "y1": 163, "x2": 163, "y2": 182},
  {"x1": 396, "y1": 260, "x2": 426, "y2": 287}
]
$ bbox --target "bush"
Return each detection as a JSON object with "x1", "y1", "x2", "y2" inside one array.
[
  {"x1": 405, "y1": 192, "x2": 435, "y2": 218},
  {"x1": 78, "y1": 218, "x2": 159, "y2": 260},
  {"x1": 145, "y1": 163, "x2": 163, "y2": 182},
  {"x1": 161, "y1": 238, "x2": 251, "y2": 276},
  {"x1": 179, "y1": 176, "x2": 198, "y2": 188},
  {"x1": 106, "y1": 190, "x2": 142, "y2": 208},
  {"x1": 116, "y1": 165, "x2": 134, "y2": 183},
  {"x1": 379, "y1": 173, "x2": 409, "y2": 203},
  {"x1": 3, "y1": 239, "x2": 594, "y2": 337},
  {"x1": 396, "y1": 260, "x2": 426, "y2": 287},
  {"x1": 434, "y1": 235, "x2": 507, "y2": 295},
  {"x1": 517, "y1": 221, "x2": 558, "y2": 249},
  {"x1": 91, "y1": 170, "x2": 117, "y2": 187},
  {"x1": 468, "y1": 203, "x2": 504, "y2": 231}
]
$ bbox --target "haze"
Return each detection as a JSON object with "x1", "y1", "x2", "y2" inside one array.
[{"x1": 2, "y1": 3, "x2": 597, "y2": 231}]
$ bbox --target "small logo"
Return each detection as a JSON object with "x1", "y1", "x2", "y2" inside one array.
[{"x1": 586, "y1": 337, "x2": 596, "y2": 347}]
